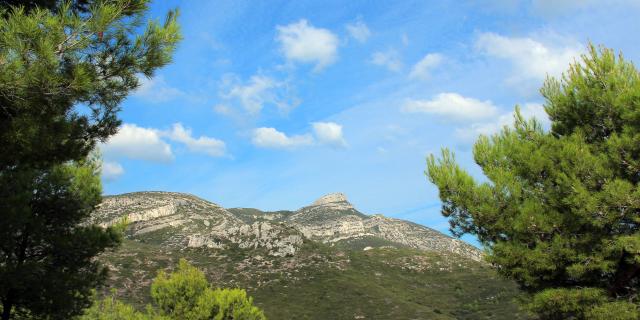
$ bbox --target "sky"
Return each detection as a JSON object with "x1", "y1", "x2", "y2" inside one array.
[{"x1": 100, "y1": 0, "x2": 640, "y2": 245}]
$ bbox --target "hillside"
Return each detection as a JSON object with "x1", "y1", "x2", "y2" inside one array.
[{"x1": 93, "y1": 191, "x2": 530, "y2": 319}]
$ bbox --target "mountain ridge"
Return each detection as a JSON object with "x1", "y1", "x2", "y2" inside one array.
[
  {"x1": 93, "y1": 191, "x2": 528, "y2": 320},
  {"x1": 95, "y1": 191, "x2": 481, "y2": 261}
]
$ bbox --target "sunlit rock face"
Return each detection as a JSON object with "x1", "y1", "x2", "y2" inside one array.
[
  {"x1": 92, "y1": 191, "x2": 481, "y2": 261},
  {"x1": 285, "y1": 194, "x2": 482, "y2": 261},
  {"x1": 309, "y1": 192, "x2": 352, "y2": 209},
  {"x1": 92, "y1": 192, "x2": 303, "y2": 257}
]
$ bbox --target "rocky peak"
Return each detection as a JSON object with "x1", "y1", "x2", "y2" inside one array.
[
  {"x1": 304, "y1": 193, "x2": 355, "y2": 212},
  {"x1": 311, "y1": 193, "x2": 350, "y2": 207}
]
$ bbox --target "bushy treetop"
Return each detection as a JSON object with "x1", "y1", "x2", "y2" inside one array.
[{"x1": 427, "y1": 45, "x2": 640, "y2": 319}]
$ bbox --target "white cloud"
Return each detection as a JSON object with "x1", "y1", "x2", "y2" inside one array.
[
  {"x1": 312, "y1": 122, "x2": 347, "y2": 147},
  {"x1": 101, "y1": 124, "x2": 173, "y2": 162},
  {"x1": 101, "y1": 123, "x2": 227, "y2": 161},
  {"x1": 164, "y1": 123, "x2": 226, "y2": 157},
  {"x1": 221, "y1": 74, "x2": 299, "y2": 115},
  {"x1": 456, "y1": 103, "x2": 551, "y2": 141},
  {"x1": 475, "y1": 32, "x2": 581, "y2": 90},
  {"x1": 252, "y1": 127, "x2": 314, "y2": 149},
  {"x1": 213, "y1": 104, "x2": 233, "y2": 116},
  {"x1": 276, "y1": 19, "x2": 339, "y2": 70},
  {"x1": 133, "y1": 75, "x2": 184, "y2": 103},
  {"x1": 371, "y1": 50, "x2": 403, "y2": 72},
  {"x1": 409, "y1": 53, "x2": 444, "y2": 80},
  {"x1": 102, "y1": 161, "x2": 124, "y2": 181},
  {"x1": 402, "y1": 93, "x2": 499, "y2": 122},
  {"x1": 252, "y1": 122, "x2": 348, "y2": 149},
  {"x1": 346, "y1": 19, "x2": 371, "y2": 43}
]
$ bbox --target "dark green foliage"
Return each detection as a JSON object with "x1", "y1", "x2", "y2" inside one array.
[
  {"x1": 426, "y1": 45, "x2": 640, "y2": 318},
  {"x1": 0, "y1": 0, "x2": 180, "y2": 171},
  {"x1": 0, "y1": 0, "x2": 91, "y2": 13},
  {"x1": 0, "y1": 1, "x2": 180, "y2": 319},
  {"x1": 0, "y1": 156, "x2": 124, "y2": 319}
]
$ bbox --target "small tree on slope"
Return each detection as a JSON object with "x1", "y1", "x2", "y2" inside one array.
[
  {"x1": 426, "y1": 45, "x2": 640, "y2": 319},
  {"x1": 81, "y1": 259, "x2": 267, "y2": 320}
]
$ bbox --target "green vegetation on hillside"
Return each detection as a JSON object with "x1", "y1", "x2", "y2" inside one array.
[
  {"x1": 427, "y1": 45, "x2": 640, "y2": 319},
  {"x1": 99, "y1": 238, "x2": 528, "y2": 320}
]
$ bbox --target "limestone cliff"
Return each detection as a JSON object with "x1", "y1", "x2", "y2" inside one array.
[{"x1": 93, "y1": 191, "x2": 481, "y2": 261}]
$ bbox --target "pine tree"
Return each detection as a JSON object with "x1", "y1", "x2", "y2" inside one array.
[
  {"x1": 426, "y1": 45, "x2": 640, "y2": 319},
  {"x1": 0, "y1": 1, "x2": 181, "y2": 319}
]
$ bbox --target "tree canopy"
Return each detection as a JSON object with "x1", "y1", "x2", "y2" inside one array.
[
  {"x1": 0, "y1": 1, "x2": 181, "y2": 319},
  {"x1": 426, "y1": 45, "x2": 640, "y2": 319}
]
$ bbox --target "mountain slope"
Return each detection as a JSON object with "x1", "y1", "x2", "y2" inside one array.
[{"x1": 93, "y1": 191, "x2": 529, "y2": 319}]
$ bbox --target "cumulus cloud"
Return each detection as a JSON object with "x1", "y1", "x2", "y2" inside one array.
[
  {"x1": 252, "y1": 127, "x2": 314, "y2": 149},
  {"x1": 475, "y1": 32, "x2": 581, "y2": 91},
  {"x1": 409, "y1": 53, "x2": 444, "y2": 80},
  {"x1": 101, "y1": 123, "x2": 173, "y2": 162},
  {"x1": 101, "y1": 123, "x2": 227, "y2": 161},
  {"x1": 346, "y1": 19, "x2": 371, "y2": 43},
  {"x1": 402, "y1": 93, "x2": 499, "y2": 122},
  {"x1": 133, "y1": 75, "x2": 184, "y2": 103},
  {"x1": 276, "y1": 19, "x2": 339, "y2": 70},
  {"x1": 252, "y1": 122, "x2": 348, "y2": 149},
  {"x1": 221, "y1": 74, "x2": 299, "y2": 115},
  {"x1": 312, "y1": 122, "x2": 347, "y2": 147},
  {"x1": 456, "y1": 103, "x2": 551, "y2": 141},
  {"x1": 164, "y1": 123, "x2": 226, "y2": 157},
  {"x1": 370, "y1": 49, "x2": 403, "y2": 72},
  {"x1": 102, "y1": 161, "x2": 124, "y2": 181}
]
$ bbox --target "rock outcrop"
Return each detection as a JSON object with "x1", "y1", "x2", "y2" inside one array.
[
  {"x1": 93, "y1": 192, "x2": 304, "y2": 257},
  {"x1": 93, "y1": 191, "x2": 482, "y2": 261}
]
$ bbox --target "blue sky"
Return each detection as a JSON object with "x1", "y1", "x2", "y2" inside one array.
[{"x1": 101, "y1": 0, "x2": 640, "y2": 244}]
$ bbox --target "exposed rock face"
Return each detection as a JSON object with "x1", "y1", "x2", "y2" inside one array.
[
  {"x1": 310, "y1": 192, "x2": 352, "y2": 209},
  {"x1": 285, "y1": 195, "x2": 482, "y2": 261},
  {"x1": 92, "y1": 192, "x2": 303, "y2": 256},
  {"x1": 93, "y1": 191, "x2": 482, "y2": 261}
]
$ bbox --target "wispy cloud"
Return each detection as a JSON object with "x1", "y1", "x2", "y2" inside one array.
[
  {"x1": 402, "y1": 93, "x2": 499, "y2": 122},
  {"x1": 276, "y1": 19, "x2": 339, "y2": 71},
  {"x1": 102, "y1": 161, "x2": 124, "y2": 181},
  {"x1": 475, "y1": 32, "x2": 582, "y2": 92},
  {"x1": 370, "y1": 49, "x2": 403, "y2": 72},
  {"x1": 409, "y1": 53, "x2": 444, "y2": 80},
  {"x1": 133, "y1": 75, "x2": 185, "y2": 103},
  {"x1": 455, "y1": 103, "x2": 550, "y2": 141},
  {"x1": 346, "y1": 18, "x2": 371, "y2": 43},
  {"x1": 220, "y1": 74, "x2": 300, "y2": 116}
]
